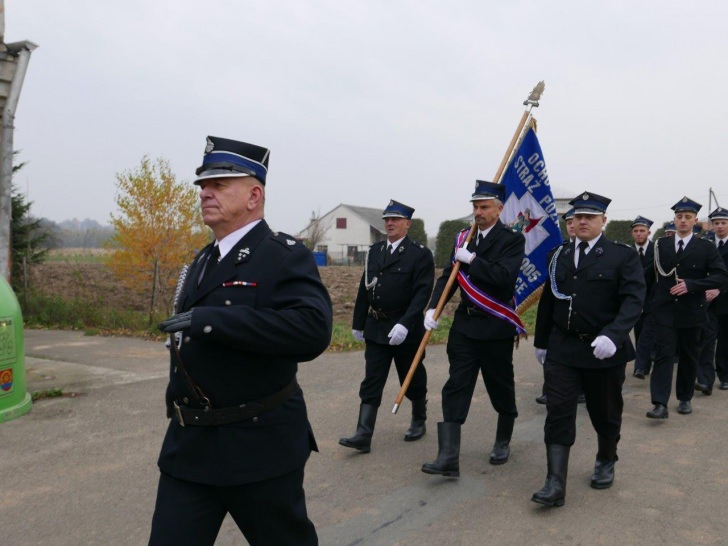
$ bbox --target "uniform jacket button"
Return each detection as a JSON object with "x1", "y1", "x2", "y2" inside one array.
[
  {"x1": 225, "y1": 300, "x2": 232, "y2": 306},
  {"x1": 183, "y1": 397, "x2": 189, "y2": 404},
  {"x1": 203, "y1": 325, "x2": 213, "y2": 333}
]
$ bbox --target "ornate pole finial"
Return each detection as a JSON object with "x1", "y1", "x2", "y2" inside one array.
[{"x1": 524, "y1": 80, "x2": 545, "y2": 107}]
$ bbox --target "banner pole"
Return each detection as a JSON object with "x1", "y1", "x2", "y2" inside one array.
[{"x1": 392, "y1": 81, "x2": 546, "y2": 414}]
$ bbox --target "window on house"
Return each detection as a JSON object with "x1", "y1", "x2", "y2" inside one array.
[{"x1": 336, "y1": 218, "x2": 347, "y2": 229}]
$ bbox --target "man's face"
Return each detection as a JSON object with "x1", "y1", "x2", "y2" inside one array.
[
  {"x1": 712, "y1": 218, "x2": 728, "y2": 239},
  {"x1": 198, "y1": 176, "x2": 263, "y2": 237},
  {"x1": 574, "y1": 213, "x2": 606, "y2": 241},
  {"x1": 472, "y1": 199, "x2": 503, "y2": 230},
  {"x1": 674, "y1": 212, "x2": 697, "y2": 237},
  {"x1": 384, "y1": 217, "x2": 411, "y2": 242},
  {"x1": 565, "y1": 218, "x2": 575, "y2": 239},
  {"x1": 631, "y1": 226, "x2": 650, "y2": 245}
]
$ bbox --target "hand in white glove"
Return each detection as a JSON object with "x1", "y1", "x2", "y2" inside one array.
[
  {"x1": 351, "y1": 329, "x2": 365, "y2": 342},
  {"x1": 591, "y1": 335, "x2": 617, "y2": 360},
  {"x1": 388, "y1": 324, "x2": 408, "y2": 346},
  {"x1": 455, "y1": 247, "x2": 476, "y2": 264},
  {"x1": 424, "y1": 308, "x2": 439, "y2": 330},
  {"x1": 535, "y1": 348, "x2": 547, "y2": 365}
]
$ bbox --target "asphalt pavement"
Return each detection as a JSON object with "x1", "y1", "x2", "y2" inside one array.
[{"x1": 1, "y1": 329, "x2": 727, "y2": 545}]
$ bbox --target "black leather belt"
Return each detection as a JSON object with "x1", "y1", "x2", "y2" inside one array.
[
  {"x1": 463, "y1": 306, "x2": 487, "y2": 317},
  {"x1": 573, "y1": 332, "x2": 596, "y2": 342},
  {"x1": 369, "y1": 309, "x2": 389, "y2": 320},
  {"x1": 172, "y1": 379, "x2": 299, "y2": 427}
]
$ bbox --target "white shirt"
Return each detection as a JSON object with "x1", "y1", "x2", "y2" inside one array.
[
  {"x1": 675, "y1": 233, "x2": 693, "y2": 253},
  {"x1": 217, "y1": 219, "x2": 263, "y2": 259},
  {"x1": 574, "y1": 236, "x2": 600, "y2": 267},
  {"x1": 387, "y1": 236, "x2": 405, "y2": 253}
]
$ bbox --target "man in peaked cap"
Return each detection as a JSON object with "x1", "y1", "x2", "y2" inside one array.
[
  {"x1": 150, "y1": 136, "x2": 333, "y2": 545},
  {"x1": 532, "y1": 191, "x2": 645, "y2": 507},
  {"x1": 664, "y1": 221, "x2": 677, "y2": 236},
  {"x1": 630, "y1": 216, "x2": 656, "y2": 379},
  {"x1": 340, "y1": 199, "x2": 434, "y2": 452},
  {"x1": 647, "y1": 197, "x2": 728, "y2": 420},
  {"x1": 696, "y1": 207, "x2": 728, "y2": 394},
  {"x1": 421, "y1": 180, "x2": 525, "y2": 477}
]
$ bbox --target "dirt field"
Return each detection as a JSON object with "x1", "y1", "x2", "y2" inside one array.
[
  {"x1": 29, "y1": 261, "x2": 455, "y2": 323},
  {"x1": 28, "y1": 262, "x2": 362, "y2": 320}
]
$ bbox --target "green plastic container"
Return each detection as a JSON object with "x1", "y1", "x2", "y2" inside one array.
[{"x1": 0, "y1": 276, "x2": 32, "y2": 423}]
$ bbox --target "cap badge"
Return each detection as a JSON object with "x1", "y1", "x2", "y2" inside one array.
[
  {"x1": 582, "y1": 193, "x2": 589, "y2": 200},
  {"x1": 205, "y1": 137, "x2": 215, "y2": 154},
  {"x1": 682, "y1": 197, "x2": 688, "y2": 203},
  {"x1": 287, "y1": 239, "x2": 296, "y2": 246}
]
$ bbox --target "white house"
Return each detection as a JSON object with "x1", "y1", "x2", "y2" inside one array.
[{"x1": 297, "y1": 204, "x2": 387, "y2": 265}]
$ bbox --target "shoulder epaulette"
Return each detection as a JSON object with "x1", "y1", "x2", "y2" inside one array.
[{"x1": 270, "y1": 231, "x2": 299, "y2": 250}]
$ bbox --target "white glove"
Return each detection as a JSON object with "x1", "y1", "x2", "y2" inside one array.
[
  {"x1": 351, "y1": 329, "x2": 365, "y2": 342},
  {"x1": 424, "y1": 308, "x2": 439, "y2": 330},
  {"x1": 455, "y1": 247, "x2": 476, "y2": 264},
  {"x1": 591, "y1": 335, "x2": 617, "y2": 360},
  {"x1": 535, "y1": 348, "x2": 547, "y2": 365},
  {"x1": 388, "y1": 324, "x2": 408, "y2": 346}
]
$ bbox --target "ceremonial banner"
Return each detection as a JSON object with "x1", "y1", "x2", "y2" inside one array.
[{"x1": 500, "y1": 126, "x2": 562, "y2": 310}]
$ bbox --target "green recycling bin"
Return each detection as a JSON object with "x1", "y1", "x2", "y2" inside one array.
[{"x1": 0, "y1": 275, "x2": 32, "y2": 423}]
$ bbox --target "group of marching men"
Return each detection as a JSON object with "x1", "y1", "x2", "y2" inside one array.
[{"x1": 341, "y1": 183, "x2": 728, "y2": 508}]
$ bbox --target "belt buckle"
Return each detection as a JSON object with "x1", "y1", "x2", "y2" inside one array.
[{"x1": 173, "y1": 401, "x2": 186, "y2": 427}]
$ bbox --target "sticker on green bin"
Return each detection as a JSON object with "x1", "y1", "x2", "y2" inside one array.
[{"x1": 0, "y1": 317, "x2": 16, "y2": 366}]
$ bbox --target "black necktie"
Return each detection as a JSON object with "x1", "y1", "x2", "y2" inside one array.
[
  {"x1": 384, "y1": 244, "x2": 392, "y2": 263},
  {"x1": 639, "y1": 246, "x2": 645, "y2": 265},
  {"x1": 478, "y1": 233, "x2": 484, "y2": 246},
  {"x1": 676, "y1": 239, "x2": 684, "y2": 259},
  {"x1": 719, "y1": 240, "x2": 725, "y2": 249},
  {"x1": 577, "y1": 241, "x2": 589, "y2": 267},
  {"x1": 201, "y1": 245, "x2": 220, "y2": 284}
]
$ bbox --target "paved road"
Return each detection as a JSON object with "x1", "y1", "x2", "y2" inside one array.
[{"x1": 1, "y1": 329, "x2": 727, "y2": 545}]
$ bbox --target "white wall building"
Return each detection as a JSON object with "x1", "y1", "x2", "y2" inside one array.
[{"x1": 297, "y1": 204, "x2": 387, "y2": 265}]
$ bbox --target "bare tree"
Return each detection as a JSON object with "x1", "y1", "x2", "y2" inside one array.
[{"x1": 300, "y1": 209, "x2": 332, "y2": 250}]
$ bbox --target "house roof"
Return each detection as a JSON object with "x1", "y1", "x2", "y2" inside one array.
[{"x1": 342, "y1": 204, "x2": 386, "y2": 235}]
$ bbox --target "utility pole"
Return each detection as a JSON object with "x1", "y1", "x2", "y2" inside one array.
[{"x1": 0, "y1": 0, "x2": 38, "y2": 280}]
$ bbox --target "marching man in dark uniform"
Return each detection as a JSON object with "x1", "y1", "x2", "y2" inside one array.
[
  {"x1": 421, "y1": 180, "x2": 525, "y2": 477},
  {"x1": 647, "y1": 197, "x2": 728, "y2": 419},
  {"x1": 697, "y1": 207, "x2": 728, "y2": 393},
  {"x1": 531, "y1": 191, "x2": 645, "y2": 507},
  {"x1": 339, "y1": 200, "x2": 434, "y2": 452},
  {"x1": 150, "y1": 136, "x2": 333, "y2": 546},
  {"x1": 630, "y1": 216, "x2": 656, "y2": 379}
]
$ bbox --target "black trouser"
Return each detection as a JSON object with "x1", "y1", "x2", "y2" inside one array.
[
  {"x1": 441, "y1": 330, "x2": 517, "y2": 423},
  {"x1": 543, "y1": 361, "x2": 625, "y2": 445},
  {"x1": 359, "y1": 340, "x2": 427, "y2": 406},
  {"x1": 651, "y1": 324, "x2": 701, "y2": 405},
  {"x1": 634, "y1": 312, "x2": 656, "y2": 374},
  {"x1": 716, "y1": 316, "x2": 728, "y2": 383},
  {"x1": 149, "y1": 467, "x2": 317, "y2": 546},
  {"x1": 697, "y1": 310, "x2": 718, "y2": 387}
]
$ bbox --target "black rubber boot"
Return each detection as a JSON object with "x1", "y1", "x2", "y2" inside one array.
[
  {"x1": 404, "y1": 398, "x2": 427, "y2": 442},
  {"x1": 489, "y1": 414, "x2": 515, "y2": 465},
  {"x1": 591, "y1": 435, "x2": 618, "y2": 489},
  {"x1": 421, "y1": 422, "x2": 461, "y2": 477},
  {"x1": 338, "y1": 404, "x2": 378, "y2": 453},
  {"x1": 531, "y1": 444, "x2": 570, "y2": 507}
]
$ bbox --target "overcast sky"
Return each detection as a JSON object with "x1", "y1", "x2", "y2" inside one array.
[{"x1": 7, "y1": 1, "x2": 728, "y2": 236}]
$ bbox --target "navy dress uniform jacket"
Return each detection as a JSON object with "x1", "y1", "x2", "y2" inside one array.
[
  {"x1": 535, "y1": 235, "x2": 646, "y2": 369},
  {"x1": 429, "y1": 221, "x2": 525, "y2": 340},
  {"x1": 352, "y1": 237, "x2": 434, "y2": 345},
  {"x1": 708, "y1": 241, "x2": 728, "y2": 316},
  {"x1": 636, "y1": 240, "x2": 656, "y2": 313},
  {"x1": 158, "y1": 220, "x2": 333, "y2": 486},
  {"x1": 650, "y1": 235, "x2": 728, "y2": 327}
]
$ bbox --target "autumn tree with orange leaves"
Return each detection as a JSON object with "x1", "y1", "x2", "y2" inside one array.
[{"x1": 106, "y1": 156, "x2": 209, "y2": 326}]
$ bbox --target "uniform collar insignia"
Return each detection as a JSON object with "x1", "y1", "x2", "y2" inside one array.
[{"x1": 237, "y1": 247, "x2": 250, "y2": 262}]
